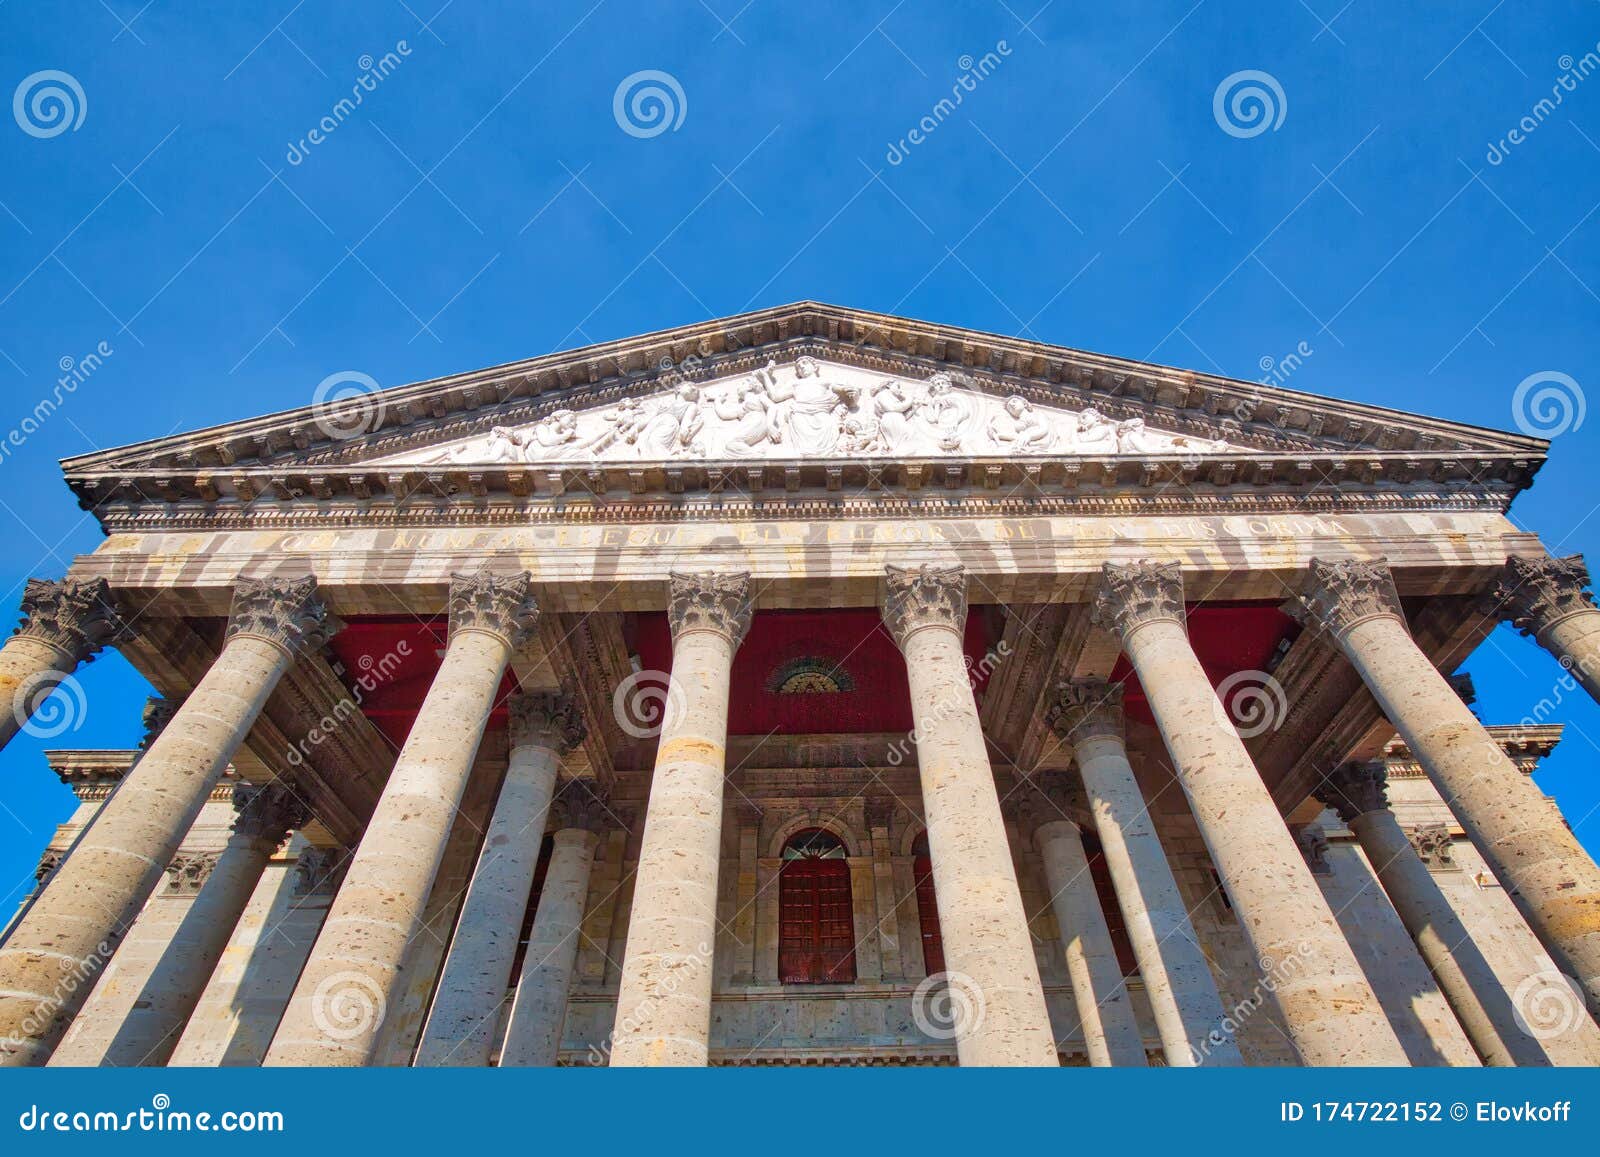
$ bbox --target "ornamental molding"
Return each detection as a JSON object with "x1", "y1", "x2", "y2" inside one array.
[
  {"x1": 447, "y1": 568, "x2": 540, "y2": 647},
  {"x1": 1291, "y1": 557, "x2": 1406, "y2": 640},
  {"x1": 59, "y1": 304, "x2": 1544, "y2": 524},
  {"x1": 1047, "y1": 680, "x2": 1126, "y2": 744},
  {"x1": 509, "y1": 690, "x2": 587, "y2": 754},
  {"x1": 1313, "y1": 761, "x2": 1390, "y2": 824},
  {"x1": 667, "y1": 571, "x2": 753, "y2": 646},
  {"x1": 1408, "y1": 822, "x2": 1457, "y2": 870},
  {"x1": 165, "y1": 852, "x2": 218, "y2": 892},
  {"x1": 1296, "y1": 825, "x2": 1332, "y2": 875},
  {"x1": 13, "y1": 577, "x2": 128, "y2": 662},
  {"x1": 1491, "y1": 554, "x2": 1596, "y2": 636},
  {"x1": 1092, "y1": 560, "x2": 1185, "y2": 638},
  {"x1": 881, "y1": 563, "x2": 967, "y2": 648},
  {"x1": 225, "y1": 574, "x2": 341, "y2": 656},
  {"x1": 292, "y1": 846, "x2": 345, "y2": 896},
  {"x1": 139, "y1": 695, "x2": 182, "y2": 749}
]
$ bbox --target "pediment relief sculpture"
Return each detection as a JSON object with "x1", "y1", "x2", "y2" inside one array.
[{"x1": 381, "y1": 357, "x2": 1237, "y2": 467}]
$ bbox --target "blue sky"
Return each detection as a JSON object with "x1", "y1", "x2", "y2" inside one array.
[{"x1": 1, "y1": 1, "x2": 1598, "y2": 905}]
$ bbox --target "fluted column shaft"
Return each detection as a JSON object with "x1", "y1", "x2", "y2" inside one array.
[
  {"x1": 883, "y1": 564, "x2": 1058, "y2": 1067},
  {"x1": 0, "y1": 578, "x2": 125, "y2": 755},
  {"x1": 1494, "y1": 554, "x2": 1600, "y2": 705},
  {"x1": 264, "y1": 570, "x2": 538, "y2": 1066},
  {"x1": 1301, "y1": 558, "x2": 1600, "y2": 1018},
  {"x1": 1052, "y1": 683, "x2": 1242, "y2": 1065},
  {"x1": 1036, "y1": 819, "x2": 1146, "y2": 1066},
  {"x1": 501, "y1": 824, "x2": 601, "y2": 1066},
  {"x1": 610, "y1": 572, "x2": 751, "y2": 1067},
  {"x1": 1096, "y1": 561, "x2": 1409, "y2": 1066},
  {"x1": 414, "y1": 693, "x2": 584, "y2": 1066},
  {"x1": 48, "y1": 784, "x2": 306, "y2": 1068},
  {"x1": 0, "y1": 576, "x2": 334, "y2": 1067}
]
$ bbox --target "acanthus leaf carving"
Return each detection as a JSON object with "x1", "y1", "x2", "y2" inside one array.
[
  {"x1": 667, "y1": 571, "x2": 753, "y2": 646},
  {"x1": 1313, "y1": 761, "x2": 1390, "y2": 825},
  {"x1": 1092, "y1": 561, "x2": 1185, "y2": 638},
  {"x1": 14, "y1": 577, "x2": 129, "y2": 663},
  {"x1": 1492, "y1": 554, "x2": 1596, "y2": 637},
  {"x1": 447, "y1": 568, "x2": 540, "y2": 648},
  {"x1": 1291, "y1": 557, "x2": 1405, "y2": 640},
  {"x1": 226, "y1": 574, "x2": 341, "y2": 657},
  {"x1": 1047, "y1": 679, "x2": 1126, "y2": 744},
  {"x1": 509, "y1": 690, "x2": 587, "y2": 754},
  {"x1": 881, "y1": 563, "x2": 967, "y2": 649}
]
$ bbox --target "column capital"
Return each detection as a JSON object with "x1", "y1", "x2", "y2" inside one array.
[
  {"x1": 549, "y1": 779, "x2": 612, "y2": 834},
  {"x1": 1492, "y1": 554, "x2": 1596, "y2": 636},
  {"x1": 1313, "y1": 760, "x2": 1390, "y2": 825},
  {"x1": 165, "y1": 852, "x2": 219, "y2": 892},
  {"x1": 667, "y1": 571, "x2": 753, "y2": 646},
  {"x1": 881, "y1": 563, "x2": 966, "y2": 648},
  {"x1": 139, "y1": 695, "x2": 182, "y2": 750},
  {"x1": 447, "y1": 569, "x2": 540, "y2": 648},
  {"x1": 14, "y1": 577, "x2": 128, "y2": 663},
  {"x1": 1047, "y1": 679, "x2": 1126, "y2": 744},
  {"x1": 1407, "y1": 822, "x2": 1457, "y2": 870},
  {"x1": 226, "y1": 574, "x2": 341, "y2": 657},
  {"x1": 231, "y1": 781, "x2": 311, "y2": 846},
  {"x1": 1091, "y1": 561, "x2": 1185, "y2": 639},
  {"x1": 1295, "y1": 825, "x2": 1332, "y2": 875},
  {"x1": 508, "y1": 690, "x2": 586, "y2": 754},
  {"x1": 1290, "y1": 557, "x2": 1405, "y2": 640}
]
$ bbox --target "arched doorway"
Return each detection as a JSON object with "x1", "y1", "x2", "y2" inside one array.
[{"x1": 779, "y1": 828, "x2": 856, "y2": 984}]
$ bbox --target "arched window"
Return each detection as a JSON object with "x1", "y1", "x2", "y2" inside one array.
[
  {"x1": 779, "y1": 828, "x2": 856, "y2": 984},
  {"x1": 911, "y1": 832, "x2": 945, "y2": 976}
]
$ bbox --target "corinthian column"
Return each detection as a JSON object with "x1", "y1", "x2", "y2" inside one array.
[
  {"x1": 0, "y1": 575, "x2": 335, "y2": 1067},
  {"x1": 414, "y1": 691, "x2": 585, "y2": 1066},
  {"x1": 1492, "y1": 554, "x2": 1600, "y2": 706},
  {"x1": 1049, "y1": 681, "x2": 1241, "y2": 1066},
  {"x1": 1315, "y1": 761, "x2": 1558, "y2": 1067},
  {"x1": 1094, "y1": 561, "x2": 1408, "y2": 1066},
  {"x1": 609, "y1": 572, "x2": 752, "y2": 1067},
  {"x1": 49, "y1": 782, "x2": 310, "y2": 1067},
  {"x1": 1297, "y1": 557, "x2": 1600, "y2": 1019},
  {"x1": 0, "y1": 578, "x2": 126, "y2": 754},
  {"x1": 881, "y1": 564, "x2": 1058, "y2": 1067},
  {"x1": 501, "y1": 781, "x2": 608, "y2": 1066},
  {"x1": 264, "y1": 569, "x2": 539, "y2": 1066}
]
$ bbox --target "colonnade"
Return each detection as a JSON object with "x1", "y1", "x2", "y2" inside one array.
[{"x1": 3, "y1": 552, "x2": 1600, "y2": 1067}]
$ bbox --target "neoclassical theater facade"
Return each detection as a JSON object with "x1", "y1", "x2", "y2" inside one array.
[{"x1": 3, "y1": 302, "x2": 1600, "y2": 1068}]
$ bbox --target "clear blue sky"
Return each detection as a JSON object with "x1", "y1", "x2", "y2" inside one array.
[{"x1": 1, "y1": 2, "x2": 1598, "y2": 907}]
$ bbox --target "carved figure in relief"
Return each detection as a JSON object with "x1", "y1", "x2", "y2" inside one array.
[
  {"x1": 712, "y1": 381, "x2": 782, "y2": 457},
  {"x1": 868, "y1": 378, "x2": 918, "y2": 453},
  {"x1": 916, "y1": 373, "x2": 973, "y2": 451},
  {"x1": 987, "y1": 395, "x2": 1054, "y2": 452},
  {"x1": 638, "y1": 384, "x2": 707, "y2": 457},
  {"x1": 529, "y1": 409, "x2": 578, "y2": 450},
  {"x1": 757, "y1": 357, "x2": 857, "y2": 456},
  {"x1": 1071, "y1": 407, "x2": 1119, "y2": 452}
]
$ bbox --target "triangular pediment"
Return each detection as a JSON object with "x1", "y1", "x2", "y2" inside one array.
[
  {"x1": 60, "y1": 302, "x2": 1546, "y2": 516},
  {"x1": 371, "y1": 356, "x2": 1240, "y2": 468}
]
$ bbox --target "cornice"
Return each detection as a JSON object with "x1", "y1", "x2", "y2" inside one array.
[{"x1": 60, "y1": 303, "x2": 1544, "y2": 526}]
